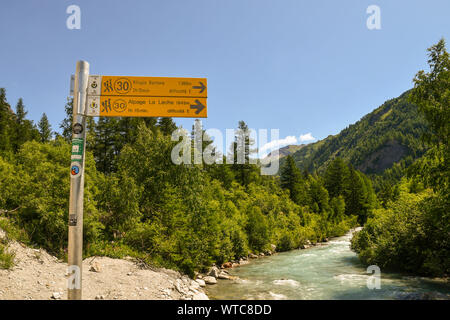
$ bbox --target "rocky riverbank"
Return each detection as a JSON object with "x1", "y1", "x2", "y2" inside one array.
[
  {"x1": 196, "y1": 235, "x2": 343, "y2": 288},
  {"x1": 0, "y1": 228, "x2": 208, "y2": 300}
]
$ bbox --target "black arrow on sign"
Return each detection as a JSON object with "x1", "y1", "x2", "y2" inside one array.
[
  {"x1": 190, "y1": 99, "x2": 205, "y2": 114},
  {"x1": 192, "y1": 82, "x2": 206, "y2": 93}
]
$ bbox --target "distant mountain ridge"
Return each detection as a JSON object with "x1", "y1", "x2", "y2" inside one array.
[
  {"x1": 265, "y1": 144, "x2": 305, "y2": 160},
  {"x1": 280, "y1": 90, "x2": 429, "y2": 178}
]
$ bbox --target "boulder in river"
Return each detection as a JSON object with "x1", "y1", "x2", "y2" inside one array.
[
  {"x1": 218, "y1": 272, "x2": 230, "y2": 280},
  {"x1": 203, "y1": 276, "x2": 217, "y2": 285},
  {"x1": 208, "y1": 266, "x2": 220, "y2": 278}
]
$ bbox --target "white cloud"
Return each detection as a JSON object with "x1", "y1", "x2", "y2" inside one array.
[
  {"x1": 259, "y1": 135, "x2": 297, "y2": 154},
  {"x1": 299, "y1": 132, "x2": 316, "y2": 142}
]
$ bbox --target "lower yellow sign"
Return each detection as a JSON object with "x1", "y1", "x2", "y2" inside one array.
[{"x1": 86, "y1": 96, "x2": 207, "y2": 118}]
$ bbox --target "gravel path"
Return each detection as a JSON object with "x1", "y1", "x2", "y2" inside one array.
[{"x1": 0, "y1": 233, "x2": 208, "y2": 300}]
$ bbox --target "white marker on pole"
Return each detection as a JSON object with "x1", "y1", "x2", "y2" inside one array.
[{"x1": 67, "y1": 60, "x2": 89, "y2": 300}]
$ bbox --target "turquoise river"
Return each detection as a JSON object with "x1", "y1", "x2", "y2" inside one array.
[{"x1": 205, "y1": 230, "x2": 450, "y2": 300}]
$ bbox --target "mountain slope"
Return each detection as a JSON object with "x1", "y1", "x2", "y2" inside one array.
[
  {"x1": 286, "y1": 90, "x2": 428, "y2": 178},
  {"x1": 265, "y1": 144, "x2": 305, "y2": 161}
]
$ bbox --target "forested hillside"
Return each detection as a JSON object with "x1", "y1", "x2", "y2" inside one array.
[{"x1": 286, "y1": 90, "x2": 429, "y2": 191}]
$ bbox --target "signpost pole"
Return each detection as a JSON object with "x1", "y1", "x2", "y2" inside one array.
[{"x1": 67, "y1": 60, "x2": 89, "y2": 300}]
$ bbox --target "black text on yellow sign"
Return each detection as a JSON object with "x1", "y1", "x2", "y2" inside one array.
[
  {"x1": 86, "y1": 96, "x2": 207, "y2": 118},
  {"x1": 87, "y1": 75, "x2": 207, "y2": 98}
]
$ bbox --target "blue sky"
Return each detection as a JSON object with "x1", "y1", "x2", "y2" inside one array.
[{"x1": 1, "y1": 0, "x2": 449, "y2": 153}]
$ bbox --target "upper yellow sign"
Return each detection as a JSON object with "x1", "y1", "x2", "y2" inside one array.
[{"x1": 87, "y1": 75, "x2": 207, "y2": 98}]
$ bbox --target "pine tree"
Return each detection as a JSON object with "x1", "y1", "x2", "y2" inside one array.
[
  {"x1": 38, "y1": 113, "x2": 52, "y2": 142},
  {"x1": 230, "y1": 121, "x2": 259, "y2": 186},
  {"x1": 15, "y1": 98, "x2": 27, "y2": 125},
  {"x1": 157, "y1": 117, "x2": 177, "y2": 136},
  {"x1": 344, "y1": 166, "x2": 366, "y2": 220},
  {"x1": 0, "y1": 88, "x2": 14, "y2": 152},
  {"x1": 85, "y1": 116, "x2": 97, "y2": 151},
  {"x1": 93, "y1": 117, "x2": 120, "y2": 173},
  {"x1": 14, "y1": 99, "x2": 36, "y2": 151},
  {"x1": 60, "y1": 97, "x2": 73, "y2": 141},
  {"x1": 280, "y1": 155, "x2": 305, "y2": 204},
  {"x1": 324, "y1": 157, "x2": 349, "y2": 199}
]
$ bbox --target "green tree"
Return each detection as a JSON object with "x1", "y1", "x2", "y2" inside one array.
[
  {"x1": 59, "y1": 97, "x2": 73, "y2": 141},
  {"x1": 17, "y1": 100, "x2": 39, "y2": 148},
  {"x1": 157, "y1": 117, "x2": 177, "y2": 136},
  {"x1": 344, "y1": 166, "x2": 365, "y2": 217},
  {"x1": 330, "y1": 196, "x2": 346, "y2": 223},
  {"x1": 324, "y1": 157, "x2": 349, "y2": 199},
  {"x1": 206, "y1": 161, "x2": 235, "y2": 189},
  {"x1": 409, "y1": 38, "x2": 449, "y2": 195},
  {"x1": 38, "y1": 113, "x2": 52, "y2": 142},
  {"x1": 15, "y1": 98, "x2": 27, "y2": 126},
  {"x1": 307, "y1": 176, "x2": 330, "y2": 213},
  {"x1": 93, "y1": 117, "x2": 120, "y2": 173},
  {"x1": 0, "y1": 88, "x2": 14, "y2": 153},
  {"x1": 230, "y1": 121, "x2": 259, "y2": 186},
  {"x1": 245, "y1": 207, "x2": 269, "y2": 252},
  {"x1": 280, "y1": 155, "x2": 306, "y2": 204}
]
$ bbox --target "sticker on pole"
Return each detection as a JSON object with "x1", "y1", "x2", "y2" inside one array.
[
  {"x1": 73, "y1": 123, "x2": 83, "y2": 134},
  {"x1": 69, "y1": 214, "x2": 77, "y2": 226},
  {"x1": 70, "y1": 163, "x2": 81, "y2": 178},
  {"x1": 71, "y1": 138, "x2": 84, "y2": 163}
]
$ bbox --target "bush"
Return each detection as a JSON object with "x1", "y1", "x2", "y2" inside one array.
[
  {"x1": 351, "y1": 185, "x2": 449, "y2": 276},
  {"x1": 278, "y1": 232, "x2": 295, "y2": 251},
  {"x1": 245, "y1": 207, "x2": 269, "y2": 252}
]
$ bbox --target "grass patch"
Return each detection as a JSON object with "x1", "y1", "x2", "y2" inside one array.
[
  {"x1": 0, "y1": 217, "x2": 30, "y2": 244},
  {"x1": 380, "y1": 108, "x2": 393, "y2": 120},
  {"x1": 0, "y1": 242, "x2": 15, "y2": 269}
]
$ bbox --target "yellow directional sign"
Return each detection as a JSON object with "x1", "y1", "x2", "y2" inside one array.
[
  {"x1": 86, "y1": 96, "x2": 207, "y2": 118},
  {"x1": 87, "y1": 75, "x2": 207, "y2": 98}
]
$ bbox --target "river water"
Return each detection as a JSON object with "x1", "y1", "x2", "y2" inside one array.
[{"x1": 206, "y1": 230, "x2": 450, "y2": 300}]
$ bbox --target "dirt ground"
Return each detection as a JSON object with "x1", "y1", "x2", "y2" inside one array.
[{"x1": 0, "y1": 234, "x2": 208, "y2": 300}]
